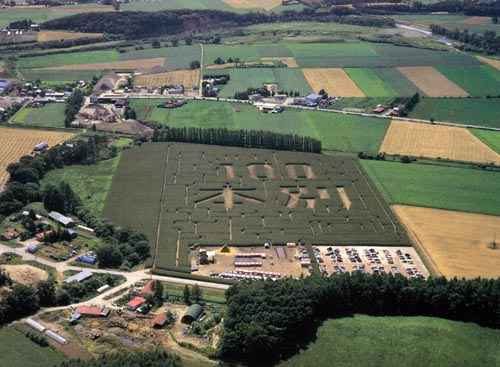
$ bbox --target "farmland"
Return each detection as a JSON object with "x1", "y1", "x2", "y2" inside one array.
[
  {"x1": 302, "y1": 68, "x2": 365, "y2": 97},
  {"x1": 372, "y1": 68, "x2": 423, "y2": 96},
  {"x1": 120, "y1": 45, "x2": 201, "y2": 70},
  {"x1": 409, "y1": 98, "x2": 500, "y2": 128},
  {"x1": 20, "y1": 70, "x2": 104, "y2": 85},
  {"x1": 396, "y1": 66, "x2": 469, "y2": 97},
  {"x1": 360, "y1": 160, "x2": 500, "y2": 216},
  {"x1": 472, "y1": 129, "x2": 500, "y2": 154},
  {"x1": 393, "y1": 205, "x2": 500, "y2": 279},
  {"x1": 0, "y1": 127, "x2": 76, "y2": 189},
  {"x1": 222, "y1": 0, "x2": 281, "y2": 11},
  {"x1": 477, "y1": 56, "x2": 500, "y2": 71},
  {"x1": 280, "y1": 315, "x2": 500, "y2": 367},
  {"x1": 35, "y1": 58, "x2": 165, "y2": 71},
  {"x1": 37, "y1": 31, "x2": 102, "y2": 42},
  {"x1": 135, "y1": 70, "x2": 200, "y2": 89},
  {"x1": 379, "y1": 120, "x2": 500, "y2": 165},
  {"x1": 104, "y1": 143, "x2": 407, "y2": 272},
  {"x1": 12, "y1": 104, "x2": 67, "y2": 128},
  {"x1": 345, "y1": 68, "x2": 398, "y2": 97},
  {"x1": 0, "y1": 327, "x2": 67, "y2": 367},
  {"x1": 17, "y1": 50, "x2": 119, "y2": 69},
  {"x1": 130, "y1": 99, "x2": 389, "y2": 152},
  {"x1": 435, "y1": 65, "x2": 500, "y2": 97}
]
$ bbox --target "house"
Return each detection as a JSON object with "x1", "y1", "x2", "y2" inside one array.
[
  {"x1": 74, "y1": 306, "x2": 110, "y2": 318},
  {"x1": 373, "y1": 105, "x2": 386, "y2": 114},
  {"x1": 140, "y1": 280, "x2": 155, "y2": 299},
  {"x1": 305, "y1": 93, "x2": 323, "y2": 106},
  {"x1": 181, "y1": 304, "x2": 203, "y2": 324},
  {"x1": 48, "y1": 211, "x2": 75, "y2": 227},
  {"x1": 126, "y1": 296, "x2": 146, "y2": 311},
  {"x1": 151, "y1": 313, "x2": 168, "y2": 328},
  {"x1": 1, "y1": 228, "x2": 19, "y2": 241},
  {"x1": 64, "y1": 270, "x2": 93, "y2": 284},
  {"x1": 36, "y1": 230, "x2": 53, "y2": 241}
]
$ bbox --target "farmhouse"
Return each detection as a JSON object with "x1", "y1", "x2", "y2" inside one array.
[
  {"x1": 127, "y1": 296, "x2": 147, "y2": 311},
  {"x1": 306, "y1": 93, "x2": 323, "y2": 106},
  {"x1": 181, "y1": 304, "x2": 203, "y2": 324},
  {"x1": 140, "y1": 279, "x2": 156, "y2": 299},
  {"x1": 151, "y1": 313, "x2": 168, "y2": 328},
  {"x1": 64, "y1": 270, "x2": 93, "y2": 284},
  {"x1": 48, "y1": 211, "x2": 75, "y2": 227},
  {"x1": 1, "y1": 228, "x2": 19, "y2": 241},
  {"x1": 74, "y1": 305, "x2": 110, "y2": 318}
]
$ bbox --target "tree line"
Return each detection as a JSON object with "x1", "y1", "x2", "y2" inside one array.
[
  {"x1": 430, "y1": 24, "x2": 500, "y2": 56},
  {"x1": 151, "y1": 126, "x2": 322, "y2": 153},
  {"x1": 220, "y1": 273, "x2": 500, "y2": 365},
  {"x1": 64, "y1": 89, "x2": 84, "y2": 127}
]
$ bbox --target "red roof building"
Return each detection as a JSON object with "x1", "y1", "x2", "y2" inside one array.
[
  {"x1": 74, "y1": 306, "x2": 110, "y2": 318},
  {"x1": 127, "y1": 296, "x2": 146, "y2": 311},
  {"x1": 140, "y1": 280, "x2": 155, "y2": 298},
  {"x1": 1, "y1": 228, "x2": 19, "y2": 241},
  {"x1": 151, "y1": 313, "x2": 168, "y2": 328},
  {"x1": 36, "y1": 230, "x2": 53, "y2": 241}
]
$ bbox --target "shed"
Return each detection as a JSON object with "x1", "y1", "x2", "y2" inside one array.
[
  {"x1": 306, "y1": 93, "x2": 323, "y2": 106},
  {"x1": 75, "y1": 306, "x2": 110, "y2": 318},
  {"x1": 64, "y1": 270, "x2": 93, "y2": 284},
  {"x1": 151, "y1": 313, "x2": 168, "y2": 328},
  {"x1": 27, "y1": 244, "x2": 39, "y2": 253},
  {"x1": 48, "y1": 211, "x2": 74, "y2": 227},
  {"x1": 181, "y1": 304, "x2": 203, "y2": 324}
]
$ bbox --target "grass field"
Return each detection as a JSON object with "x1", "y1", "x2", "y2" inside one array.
[
  {"x1": 280, "y1": 315, "x2": 500, "y2": 367},
  {"x1": 372, "y1": 68, "x2": 423, "y2": 96},
  {"x1": 345, "y1": 68, "x2": 398, "y2": 97},
  {"x1": 121, "y1": 0, "x2": 233, "y2": 12},
  {"x1": 130, "y1": 99, "x2": 389, "y2": 152},
  {"x1": 0, "y1": 326, "x2": 66, "y2": 367},
  {"x1": 409, "y1": 98, "x2": 500, "y2": 128},
  {"x1": 41, "y1": 154, "x2": 122, "y2": 216},
  {"x1": 121, "y1": 45, "x2": 201, "y2": 70},
  {"x1": 393, "y1": 205, "x2": 500, "y2": 279},
  {"x1": 20, "y1": 70, "x2": 104, "y2": 85},
  {"x1": 435, "y1": 65, "x2": 500, "y2": 97},
  {"x1": 204, "y1": 44, "x2": 261, "y2": 65},
  {"x1": 36, "y1": 58, "x2": 165, "y2": 71},
  {"x1": 379, "y1": 120, "x2": 500, "y2": 165},
  {"x1": 12, "y1": 104, "x2": 67, "y2": 128},
  {"x1": 397, "y1": 67, "x2": 469, "y2": 97},
  {"x1": 17, "y1": 50, "x2": 119, "y2": 69},
  {"x1": 360, "y1": 160, "x2": 500, "y2": 216},
  {"x1": 471, "y1": 129, "x2": 500, "y2": 154}
]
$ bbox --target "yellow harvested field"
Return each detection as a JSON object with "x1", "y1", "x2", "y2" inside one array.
[
  {"x1": 0, "y1": 128, "x2": 76, "y2": 189},
  {"x1": 2, "y1": 265, "x2": 49, "y2": 286},
  {"x1": 51, "y1": 6, "x2": 115, "y2": 13},
  {"x1": 303, "y1": 68, "x2": 365, "y2": 97},
  {"x1": 222, "y1": 0, "x2": 281, "y2": 11},
  {"x1": 38, "y1": 31, "x2": 102, "y2": 42},
  {"x1": 397, "y1": 66, "x2": 469, "y2": 97},
  {"x1": 477, "y1": 56, "x2": 500, "y2": 71},
  {"x1": 380, "y1": 120, "x2": 500, "y2": 165},
  {"x1": 35, "y1": 57, "x2": 165, "y2": 71},
  {"x1": 261, "y1": 57, "x2": 299, "y2": 67},
  {"x1": 393, "y1": 205, "x2": 500, "y2": 279},
  {"x1": 134, "y1": 69, "x2": 200, "y2": 88},
  {"x1": 461, "y1": 16, "x2": 491, "y2": 24}
]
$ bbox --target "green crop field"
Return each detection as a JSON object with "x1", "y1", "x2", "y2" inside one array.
[
  {"x1": 12, "y1": 104, "x2": 66, "y2": 127},
  {"x1": 360, "y1": 160, "x2": 500, "y2": 216},
  {"x1": 280, "y1": 315, "x2": 500, "y2": 367},
  {"x1": 130, "y1": 99, "x2": 388, "y2": 152},
  {"x1": 104, "y1": 143, "x2": 407, "y2": 272},
  {"x1": 409, "y1": 98, "x2": 500, "y2": 128},
  {"x1": 345, "y1": 68, "x2": 398, "y2": 97},
  {"x1": 471, "y1": 129, "x2": 500, "y2": 154},
  {"x1": 0, "y1": 327, "x2": 66, "y2": 367},
  {"x1": 435, "y1": 65, "x2": 500, "y2": 97},
  {"x1": 17, "y1": 50, "x2": 119, "y2": 69},
  {"x1": 372, "y1": 68, "x2": 423, "y2": 96},
  {"x1": 290, "y1": 43, "x2": 381, "y2": 68},
  {"x1": 42, "y1": 154, "x2": 122, "y2": 216},
  {"x1": 204, "y1": 44, "x2": 262, "y2": 65},
  {"x1": 120, "y1": 45, "x2": 201, "y2": 70},
  {"x1": 121, "y1": 0, "x2": 233, "y2": 12},
  {"x1": 20, "y1": 70, "x2": 103, "y2": 85}
]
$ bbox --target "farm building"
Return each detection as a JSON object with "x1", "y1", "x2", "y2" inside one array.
[
  {"x1": 33, "y1": 142, "x2": 48, "y2": 151},
  {"x1": 64, "y1": 270, "x2": 93, "y2": 284},
  {"x1": 77, "y1": 255, "x2": 97, "y2": 265},
  {"x1": 1, "y1": 228, "x2": 19, "y2": 241},
  {"x1": 127, "y1": 296, "x2": 147, "y2": 311},
  {"x1": 151, "y1": 313, "x2": 168, "y2": 328},
  {"x1": 25, "y1": 319, "x2": 46, "y2": 333},
  {"x1": 36, "y1": 230, "x2": 53, "y2": 241},
  {"x1": 140, "y1": 279, "x2": 155, "y2": 299},
  {"x1": 74, "y1": 306, "x2": 110, "y2": 318},
  {"x1": 181, "y1": 304, "x2": 203, "y2": 324},
  {"x1": 48, "y1": 211, "x2": 75, "y2": 227},
  {"x1": 27, "y1": 244, "x2": 39, "y2": 253},
  {"x1": 306, "y1": 93, "x2": 323, "y2": 106}
]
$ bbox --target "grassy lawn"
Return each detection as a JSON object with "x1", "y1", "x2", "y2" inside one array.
[
  {"x1": 471, "y1": 129, "x2": 500, "y2": 154},
  {"x1": 436, "y1": 65, "x2": 500, "y2": 97},
  {"x1": 12, "y1": 104, "x2": 66, "y2": 128},
  {"x1": 17, "y1": 50, "x2": 119, "y2": 69},
  {"x1": 345, "y1": 68, "x2": 398, "y2": 97},
  {"x1": 164, "y1": 281, "x2": 226, "y2": 304},
  {"x1": 409, "y1": 98, "x2": 500, "y2": 128},
  {"x1": 0, "y1": 326, "x2": 66, "y2": 367},
  {"x1": 280, "y1": 315, "x2": 500, "y2": 367},
  {"x1": 41, "y1": 154, "x2": 122, "y2": 216},
  {"x1": 131, "y1": 99, "x2": 389, "y2": 152},
  {"x1": 360, "y1": 160, "x2": 500, "y2": 216}
]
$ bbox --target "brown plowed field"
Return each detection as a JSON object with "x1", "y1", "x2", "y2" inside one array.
[
  {"x1": 261, "y1": 57, "x2": 299, "y2": 67},
  {"x1": 38, "y1": 31, "x2": 102, "y2": 42},
  {"x1": 135, "y1": 69, "x2": 200, "y2": 88},
  {"x1": 393, "y1": 205, "x2": 500, "y2": 279},
  {"x1": 461, "y1": 16, "x2": 491, "y2": 24},
  {"x1": 2, "y1": 265, "x2": 49, "y2": 286},
  {"x1": 380, "y1": 120, "x2": 500, "y2": 165},
  {"x1": 303, "y1": 68, "x2": 365, "y2": 97},
  {"x1": 51, "y1": 6, "x2": 115, "y2": 13},
  {"x1": 222, "y1": 0, "x2": 281, "y2": 10},
  {"x1": 0, "y1": 128, "x2": 76, "y2": 188},
  {"x1": 397, "y1": 66, "x2": 469, "y2": 97},
  {"x1": 35, "y1": 57, "x2": 165, "y2": 71},
  {"x1": 477, "y1": 56, "x2": 500, "y2": 71}
]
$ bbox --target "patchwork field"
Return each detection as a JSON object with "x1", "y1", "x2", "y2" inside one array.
[
  {"x1": 478, "y1": 56, "x2": 500, "y2": 71},
  {"x1": 37, "y1": 30, "x2": 102, "y2": 42},
  {"x1": 372, "y1": 68, "x2": 423, "y2": 96},
  {"x1": 435, "y1": 65, "x2": 500, "y2": 97},
  {"x1": 35, "y1": 57, "x2": 165, "y2": 71},
  {"x1": 222, "y1": 0, "x2": 281, "y2": 10},
  {"x1": 104, "y1": 143, "x2": 407, "y2": 273},
  {"x1": 280, "y1": 315, "x2": 500, "y2": 367},
  {"x1": 134, "y1": 70, "x2": 200, "y2": 88},
  {"x1": 12, "y1": 104, "x2": 67, "y2": 128},
  {"x1": 360, "y1": 160, "x2": 500, "y2": 216},
  {"x1": 345, "y1": 68, "x2": 398, "y2": 97},
  {"x1": 0, "y1": 128, "x2": 76, "y2": 188},
  {"x1": 393, "y1": 205, "x2": 500, "y2": 279},
  {"x1": 379, "y1": 120, "x2": 500, "y2": 165},
  {"x1": 472, "y1": 129, "x2": 500, "y2": 154},
  {"x1": 260, "y1": 57, "x2": 298, "y2": 67},
  {"x1": 397, "y1": 66, "x2": 469, "y2": 97},
  {"x1": 303, "y1": 68, "x2": 365, "y2": 97}
]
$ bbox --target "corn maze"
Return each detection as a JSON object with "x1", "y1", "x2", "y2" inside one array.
[{"x1": 104, "y1": 143, "x2": 408, "y2": 273}]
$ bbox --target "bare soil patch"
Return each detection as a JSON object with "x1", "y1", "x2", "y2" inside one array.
[
  {"x1": 380, "y1": 120, "x2": 500, "y2": 165},
  {"x1": 286, "y1": 164, "x2": 297, "y2": 178},
  {"x1": 393, "y1": 205, "x2": 500, "y2": 279},
  {"x1": 317, "y1": 188, "x2": 331, "y2": 199},
  {"x1": 303, "y1": 164, "x2": 315, "y2": 179},
  {"x1": 35, "y1": 58, "x2": 165, "y2": 71},
  {"x1": 80, "y1": 119, "x2": 152, "y2": 135},
  {"x1": 264, "y1": 164, "x2": 275, "y2": 179},
  {"x1": 477, "y1": 56, "x2": 500, "y2": 71},
  {"x1": 134, "y1": 70, "x2": 200, "y2": 88},
  {"x1": 222, "y1": 0, "x2": 282, "y2": 11},
  {"x1": 247, "y1": 164, "x2": 257, "y2": 179},
  {"x1": 38, "y1": 31, "x2": 102, "y2": 42},
  {"x1": 223, "y1": 165, "x2": 234, "y2": 179},
  {"x1": 2, "y1": 265, "x2": 49, "y2": 286},
  {"x1": 397, "y1": 66, "x2": 469, "y2": 97},
  {"x1": 461, "y1": 16, "x2": 491, "y2": 24},
  {"x1": 303, "y1": 68, "x2": 365, "y2": 97},
  {"x1": 336, "y1": 187, "x2": 351, "y2": 210}
]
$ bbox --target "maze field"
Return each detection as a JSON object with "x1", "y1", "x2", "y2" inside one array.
[
  {"x1": 0, "y1": 128, "x2": 76, "y2": 189},
  {"x1": 134, "y1": 70, "x2": 200, "y2": 88},
  {"x1": 260, "y1": 57, "x2": 299, "y2": 67},
  {"x1": 460, "y1": 16, "x2": 491, "y2": 24},
  {"x1": 397, "y1": 66, "x2": 469, "y2": 97},
  {"x1": 35, "y1": 58, "x2": 165, "y2": 71},
  {"x1": 104, "y1": 143, "x2": 408, "y2": 273},
  {"x1": 380, "y1": 120, "x2": 500, "y2": 165},
  {"x1": 303, "y1": 68, "x2": 365, "y2": 97}
]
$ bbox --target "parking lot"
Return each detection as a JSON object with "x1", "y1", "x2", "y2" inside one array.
[{"x1": 313, "y1": 246, "x2": 430, "y2": 279}]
